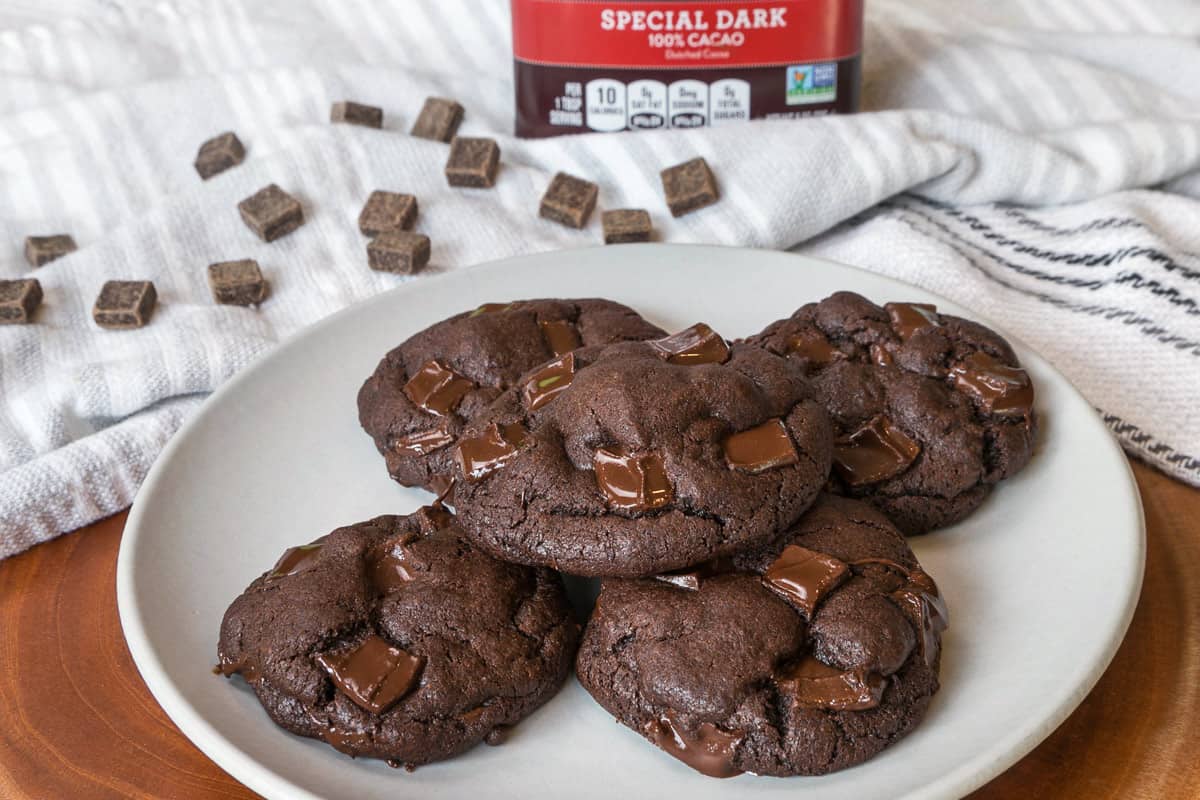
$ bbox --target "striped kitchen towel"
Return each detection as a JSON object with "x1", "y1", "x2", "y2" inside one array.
[{"x1": 1, "y1": 0, "x2": 1198, "y2": 558}]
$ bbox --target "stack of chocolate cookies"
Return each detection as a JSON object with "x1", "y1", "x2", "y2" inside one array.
[{"x1": 217, "y1": 293, "x2": 1037, "y2": 778}]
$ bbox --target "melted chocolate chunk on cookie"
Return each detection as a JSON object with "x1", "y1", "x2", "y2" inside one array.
[
  {"x1": 723, "y1": 418, "x2": 799, "y2": 473},
  {"x1": 456, "y1": 423, "x2": 527, "y2": 482},
  {"x1": 853, "y1": 558, "x2": 949, "y2": 667},
  {"x1": 539, "y1": 319, "x2": 581, "y2": 356},
  {"x1": 394, "y1": 424, "x2": 455, "y2": 456},
  {"x1": 788, "y1": 332, "x2": 842, "y2": 366},
  {"x1": 403, "y1": 360, "x2": 474, "y2": 416},
  {"x1": 593, "y1": 447, "x2": 673, "y2": 512},
  {"x1": 653, "y1": 557, "x2": 734, "y2": 591},
  {"x1": 649, "y1": 322, "x2": 730, "y2": 365},
  {"x1": 316, "y1": 636, "x2": 424, "y2": 714},
  {"x1": 885, "y1": 302, "x2": 940, "y2": 340},
  {"x1": 832, "y1": 415, "x2": 921, "y2": 486},
  {"x1": 522, "y1": 352, "x2": 576, "y2": 411},
  {"x1": 763, "y1": 544, "x2": 849, "y2": 618},
  {"x1": 776, "y1": 655, "x2": 887, "y2": 711},
  {"x1": 269, "y1": 539, "x2": 326, "y2": 579},
  {"x1": 950, "y1": 351, "x2": 1034, "y2": 417},
  {"x1": 645, "y1": 712, "x2": 745, "y2": 779}
]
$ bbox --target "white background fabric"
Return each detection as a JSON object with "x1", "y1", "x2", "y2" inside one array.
[{"x1": 1, "y1": 0, "x2": 1198, "y2": 558}]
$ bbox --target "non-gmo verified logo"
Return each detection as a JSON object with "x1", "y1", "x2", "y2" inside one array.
[{"x1": 785, "y1": 62, "x2": 837, "y2": 105}]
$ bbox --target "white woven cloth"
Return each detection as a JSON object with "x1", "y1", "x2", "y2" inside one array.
[{"x1": 2, "y1": 0, "x2": 1199, "y2": 558}]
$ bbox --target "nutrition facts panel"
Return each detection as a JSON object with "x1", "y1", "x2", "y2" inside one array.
[{"x1": 581, "y1": 78, "x2": 750, "y2": 131}]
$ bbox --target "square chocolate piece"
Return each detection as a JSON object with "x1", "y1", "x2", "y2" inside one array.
[
  {"x1": 661, "y1": 157, "x2": 719, "y2": 217},
  {"x1": 368, "y1": 231, "x2": 431, "y2": 275},
  {"x1": 208, "y1": 259, "x2": 267, "y2": 306},
  {"x1": 93, "y1": 280, "x2": 156, "y2": 329},
  {"x1": 238, "y1": 184, "x2": 304, "y2": 242},
  {"x1": 0, "y1": 279, "x2": 43, "y2": 324},
  {"x1": 445, "y1": 137, "x2": 500, "y2": 188},
  {"x1": 24, "y1": 234, "x2": 77, "y2": 267},
  {"x1": 358, "y1": 191, "x2": 418, "y2": 236},
  {"x1": 602, "y1": 209, "x2": 651, "y2": 244},
  {"x1": 193, "y1": 132, "x2": 245, "y2": 180},
  {"x1": 540, "y1": 172, "x2": 598, "y2": 229},
  {"x1": 331, "y1": 100, "x2": 383, "y2": 129},
  {"x1": 411, "y1": 97, "x2": 464, "y2": 142}
]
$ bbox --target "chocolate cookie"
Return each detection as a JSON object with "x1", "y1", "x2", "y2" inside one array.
[
  {"x1": 576, "y1": 495, "x2": 947, "y2": 778},
  {"x1": 449, "y1": 325, "x2": 834, "y2": 577},
  {"x1": 216, "y1": 506, "x2": 578, "y2": 769},
  {"x1": 358, "y1": 299, "x2": 665, "y2": 494},
  {"x1": 746, "y1": 291, "x2": 1037, "y2": 534}
]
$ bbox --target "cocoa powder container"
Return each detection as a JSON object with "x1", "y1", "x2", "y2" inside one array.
[{"x1": 512, "y1": 0, "x2": 863, "y2": 138}]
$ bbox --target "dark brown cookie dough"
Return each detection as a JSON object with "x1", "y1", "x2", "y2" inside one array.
[
  {"x1": 745, "y1": 291, "x2": 1037, "y2": 534},
  {"x1": 576, "y1": 495, "x2": 947, "y2": 778},
  {"x1": 357, "y1": 298, "x2": 666, "y2": 493},
  {"x1": 449, "y1": 327, "x2": 834, "y2": 577},
  {"x1": 216, "y1": 507, "x2": 579, "y2": 769}
]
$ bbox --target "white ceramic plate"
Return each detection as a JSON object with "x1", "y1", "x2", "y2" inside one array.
[{"x1": 117, "y1": 245, "x2": 1144, "y2": 800}]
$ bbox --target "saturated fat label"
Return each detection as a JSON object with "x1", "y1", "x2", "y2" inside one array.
[
  {"x1": 512, "y1": 0, "x2": 863, "y2": 137},
  {"x1": 512, "y1": 0, "x2": 862, "y2": 69}
]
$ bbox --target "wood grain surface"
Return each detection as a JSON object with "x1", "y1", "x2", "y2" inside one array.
[{"x1": 0, "y1": 459, "x2": 1195, "y2": 799}]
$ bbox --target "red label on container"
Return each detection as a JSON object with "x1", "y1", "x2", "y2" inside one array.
[{"x1": 512, "y1": 0, "x2": 863, "y2": 69}]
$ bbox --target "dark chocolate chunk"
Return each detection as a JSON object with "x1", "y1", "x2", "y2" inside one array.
[
  {"x1": 469, "y1": 301, "x2": 517, "y2": 317},
  {"x1": 593, "y1": 447, "x2": 672, "y2": 512},
  {"x1": 367, "y1": 231, "x2": 431, "y2": 274},
  {"x1": 890, "y1": 569, "x2": 949, "y2": 667},
  {"x1": 832, "y1": 415, "x2": 921, "y2": 486},
  {"x1": 93, "y1": 280, "x2": 157, "y2": 329},
  {"x1": 238, "y1": 184, "x2": 304, "y2": 242},
  {"x1": 207, "y1": 259, "x2": 267, "y2": 306},
  {"x1": 193, "y1": 132, "x2": 245, "y2": 180},
  {"x1": 661, "y1": 157, "x2": 718, "y2": 217},
  {"x1": 788, "y1": 333, "x2": 841, "y2": 366},
  {"x1": 358, "y1": 191, "x2": 418, "y2": 237},
  {"x1": 315, "y1": 635, "x2": 424, "y2": 714},
  {"x1": 403, "y1": 360, "x2": 473, "y2": 416},
  {"x1": 645, "y1": 711, "x2": 744, "y2": 779},
  {"x1": 411, "y1": 97, "x2": 463, "y2": 142},
  {"x1": 456, "y1": 422, "x2": 527, "y2": 482},
  {"x1": 763, "y1": 545, "x2": 849, "y2": 617},
  {"x1": 649, "y1": 322, "x2": 730, "y2": 365},
  {"x1": 885, "y1": 302, "x2": 940, "y2": 340},
  {"x1": 521, "y1": 352, "x2": 576, "y2": 411},
  {"x1": 370, "y1": 533, "x2": 421, "y2": 593},
  {"x1": 331, "y1": 100, "x2": 383, "y2": 128},
  {"x1": 539, "y1": 172, "x2": 598, "y2": 229},
  {"x1": 602, "y1": 209, "x2": 652, "y2": 244},
  {"x1": 950, "y1": 352, "x2": 1034, "y2": 417},
  {"x1": 724, "y1": 419, "x2": 800, "y2": 473},
  {"x1": 269, "y1": 538, "x2": 326, "y2": 579},
  {"x1": 445, "y1": 137, "x2": 500, "y2": 188},
  {"x1": 0, "y1": 279, "x2": 43, "y2": 325},
  {"x1": 24, "y1": 234, "x2": 76, "y2": 267},
  {"x1": 394, "y1": 425, "x2": 455, "y2": 456},
  {"x1": 870, "y1": 343, "x2": 894, "y2": 367},
  {"x1": 777, "y1": 656, "x2": 886, "y2": 711},
  {"x1": 539, "y1": 319, "x2": 580, "y2": 356},
  {"x1": 653, "y1": 558, "x2": 733, "y2": 591}
]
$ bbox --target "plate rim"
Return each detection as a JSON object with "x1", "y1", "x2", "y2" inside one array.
[{"x1": 116, "y1": 243, "x2": 1146, "y2": 800}]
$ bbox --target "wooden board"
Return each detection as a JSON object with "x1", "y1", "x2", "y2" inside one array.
[{"x1": 1, "y1": 459, "x2": 1195, "y2": 799}]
